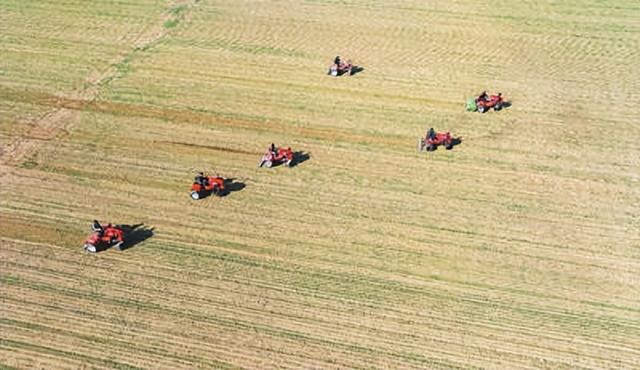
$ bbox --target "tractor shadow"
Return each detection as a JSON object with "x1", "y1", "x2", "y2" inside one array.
[
  {"x1": 493, "y1": 101, "x2": 512, "y2": 112},
  {"x1": 350, "y1": 66, "x2": 365, "y2": 76},
  {"x1": 119, "y1": 224, "x2": 154, "y2": 251},
  {"x1": 450, "y1": 137, "x2": 463, "y2": 149},
  {"x1": 434, "y1": 137, "x2": 463, "y2": 151},
  {"x1": 290, "y1": 151, "x2": 311, "y2": 167},
  {"x1": 222, "y1": 178, "x2": 246, "y2": 196}
]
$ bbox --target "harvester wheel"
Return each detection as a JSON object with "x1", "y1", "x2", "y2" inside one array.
[
  {"x1": 84, "y1": 244, "x2": 97, "y2": 253},
  {"x1": 190, "y1": 191, "x2": 200, "y2": 200},
  {"x1": 264, "y1": 160, "x2": 273, "y2": 168},
  {"x1": 212, "y1": 184, "x2": 220, "y2": 196},
  {"x1": 478, "y1": 105, "x2": 486, "y2": 113},
  {"x1": 427, "y1": 144, "x2": 436, "y2": 152},
  {"x1": 495, "y1": 103, "x2": 502, "y2": 111}
]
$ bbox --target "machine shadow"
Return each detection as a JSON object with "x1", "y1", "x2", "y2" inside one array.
[
  {"x1": 222, "y1": 178, "x2": 246, "y2": 196},
  {"x1": 350, "y1": 66, "x2": 365, "y2": 75},
  {"x1": 449, "y1": 137, "x2": 463, "y2": 149},
  {"x1": 290, "y1": 151, "x2": 311, "y2": 167},
  {"x1": 119, "y1": 224, "x2": 155, "y2": 251}
]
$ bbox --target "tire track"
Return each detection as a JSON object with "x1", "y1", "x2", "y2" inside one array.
[
  {"x1": 0, "y1": 0, "x2": 200, "y2": 166},
  {"x1": 5, "y1": 240, "x2": 640, "y2": 370}
]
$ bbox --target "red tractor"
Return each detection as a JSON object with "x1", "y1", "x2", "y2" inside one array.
[
  {"x1": 328, "y1": 59, "x2": 354, "y2": 76},
  {"x1": 190, "y1": 174, "x2": 225, "y2": 200},
  {"x1": 83, "y1": 221, "x2": 124, "y2": 253},
  {"x1": 419, "y1": 128, "x2": 454, "y2": 151},
  {"x1": 475, "y1": 92, "x2": 504, "y2": 113},
  {"x1": 258, "y1": 145, "x2": 294, "y2": 168}
]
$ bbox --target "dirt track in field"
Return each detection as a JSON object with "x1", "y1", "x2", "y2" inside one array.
[
  {"x1": 0, "y1": 0, "x2": 199, "y2": 165},
  {"x1": 1, "y1": 0, "x2": 639, "y2": 369}
]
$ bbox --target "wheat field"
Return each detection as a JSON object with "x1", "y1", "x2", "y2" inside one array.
[{"x1": 1, "y1": 0, "x2": 639, "y2": 369}]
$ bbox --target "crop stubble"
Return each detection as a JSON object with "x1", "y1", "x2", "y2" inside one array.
[{"x1": 1, "y1": 0, "x2": 639, "y2": 369}]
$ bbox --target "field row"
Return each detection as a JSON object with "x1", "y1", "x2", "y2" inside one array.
[{"x1": 2, "y1": 0, "x2": 640, "y2": 368}]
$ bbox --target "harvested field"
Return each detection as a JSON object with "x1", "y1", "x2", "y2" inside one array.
[{"x1": 1, "y1": 0, "x2": 639, "y2": 368}]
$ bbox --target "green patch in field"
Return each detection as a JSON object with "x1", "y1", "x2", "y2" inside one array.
[
  {"x1": 164, "y1": 4, "x2": 189, "y2": 29},
  {"x1": 164, "y1": 18, "x2": 180, "y2": 29},
  {"x1": 506, "y1": 202, "x2": 528, "y2": 213},
  {"x1": 39, "y1": 164, "x2": 93, "y2": 184},
  {"x1": 115, "y1": 56, "x2": 133, "y2": 75},
  {"x1": 19, "y1": 153, "x2": 38, "y2": 169},
  {"x1": 169, "y1": 4, "x2": 188, "y2": 17}
]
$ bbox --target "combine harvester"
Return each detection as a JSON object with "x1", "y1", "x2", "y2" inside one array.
[
  {"x1": 83, "y1": 221, "x2": 124, "y2": 253},
  {"x1": 418, "y1": 128, "x2": 456, "y2": 152},
  {"x1": 327, "y1": 55, "x2": 360, "y2": 77},
  {"x1": 258, "y1": 144, "x2": 294, "y2": 168},
  {"x1": 466, "y1": 91, "x2": 506, "y2": 113},
  {"x1": 190, "y1": 172, "x2": 225, "y2": 200}
]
